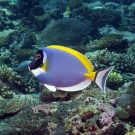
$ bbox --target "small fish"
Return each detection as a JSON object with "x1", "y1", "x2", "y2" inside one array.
[{"x1": 28, "y1": 45, "x2": 114, "y2": 93}]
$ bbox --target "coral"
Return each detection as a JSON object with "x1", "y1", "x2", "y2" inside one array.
[
  {"x1": 32, "y1": 103, "x2": 57, "y2": 116},
  {"x1": 98, "y1": 103, "x2": 116, "y2": 130},
  {"x1": 30, "y1": 5, "x2": 45, "y2": 16},
  {"x1": 107, "y1": 72, "x2": 123, "y2": 90},
  {"x1": 13, "y1": 48, "x2": 36, "y2": 61},
  {"x1": 0, "y1": 0, "x2": 11, "y2": 3},
  {"x1": 17, "y1": 0, "x2": 40, "y2": 18},
  {"x1": 28, "y1": 6, "x2": 49, "y2": 30},
  {"x1": 125, "y1": 129, "x2": 135, "y2": 135},
  {"x1": 0, "y1": 96, "x2": 29, "y2": 116},
  {"x1": 63, "y1": 7, "x2": 72, "y2": 18},
  {"x1": 65, "y1": 103, "x2": 99, "y2": 134},
  {"x1": 115, "y1": 107, "x2": 129, "y2": 120},
  {"x1": 0, "y1": 64, "x2": 36, "y2": 94},
  {"x1": 0, "y1": 80, "x2": 12, "y2": 99},
  {"x1": 95, "y1": 34, "x2": 128, "y2": 52},
  {"x1": 37, "y1": 18, "x2": 91, "y2": 46},
  {"x1": 0, "y1": 29, "x2": 15, "y2": 48},
  {"x1": 85, "y1": 49, "x2": 135, "y2": 73},
  {"x1": 126, "y1": 78, "x2": 135, "y2": 95},
  {"x1": 8, "y1": 29, "x2": 37, "y2": 49},
  {"x1": 0, "y1": 64, "x2": 12, "y2": 83},
  {"x1": 109, "y1": 94, "x2": 135, "y2": 116},
  {"x1": 40, "y1": 90, "x2": 56, "y2": 102},
  {"x1": 68, "y1": 0, "x2": 82, "y2": 10},
  {"x1": 0, "y1": 47, "x2": 11, "y2": 64},
  {"x1": 72, "y1": 7, "x2": 121, "y2": 28}
]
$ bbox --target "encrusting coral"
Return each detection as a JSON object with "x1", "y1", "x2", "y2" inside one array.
[{"x1": 0, "y1": 96, "x2": 29, "y2": 116}]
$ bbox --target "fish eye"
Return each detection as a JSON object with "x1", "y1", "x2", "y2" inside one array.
[{"x1": 35, "y1": 54, "x2": 41, "y2": 59}]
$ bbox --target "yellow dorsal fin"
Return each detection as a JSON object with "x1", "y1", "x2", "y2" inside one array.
[{"x1": 47, "y1": 45, "x2": 93, "y2": 73}]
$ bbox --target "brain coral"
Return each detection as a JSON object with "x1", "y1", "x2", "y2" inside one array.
[{"x1": 37, "y1": 18, "x2": 91, "y2": 46}]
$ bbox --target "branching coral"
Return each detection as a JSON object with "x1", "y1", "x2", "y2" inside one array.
[
  {"x1": 0, "y1": 47, "x2": 11, "y2": 64},
  {"x1": 107, "y1": 72, "x2": 123, "y2": 90},
  {"x1": 85, "y1": 49, "x2": 135, "y2": 73},
  {"x1": 0, "y1": 80, "x2": 12, "y2": 99},
  {"x1": 95, "y1": 34, "x2": 128, "y2": 52},
  {"x1": 0, "y1": 64, "x2": 36, "y2": 95}
]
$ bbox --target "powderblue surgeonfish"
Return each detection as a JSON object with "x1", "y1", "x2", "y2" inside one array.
[{"x1": 28, "y1": 45, "x2": 114, "y2": 93}]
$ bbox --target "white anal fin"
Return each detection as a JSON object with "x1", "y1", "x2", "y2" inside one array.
[
  {"x1": 44, "y1": 84, "x2": 56, "y2": 92},
  {"x1": 94, "y1": 66, "x2": 114, "y2": 93},
  {"x1": 57, "y1": 79, "x2": 91, "y2": 91}
]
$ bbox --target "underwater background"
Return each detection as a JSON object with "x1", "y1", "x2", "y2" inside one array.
[{"x1": 0, "y1": 0, "x2": 135, "y2": 134}]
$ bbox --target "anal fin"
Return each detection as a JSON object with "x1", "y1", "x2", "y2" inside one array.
[
  {"x1": 57, "y1": 79, "x2": 91, "y2": 91},
  {"x1": 44, "y1": 84, "x2": 56, "y2": 92}
]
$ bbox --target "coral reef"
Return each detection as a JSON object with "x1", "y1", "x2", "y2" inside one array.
[
  {"x1": 68, "y1": 0, "x2": 82, "y2": 10},
  {"x1": 0, "y1": 0, "x2": 135, "y2": 135},
  {"x1": 0, "y1": 29, "x2": 15, "y2": 48},
  {"x1": 0, "y1": 47, "x2": 11, "y2": 64},
  {"x1": 8, "y1": 29, "x2": 37, "y2": 49},
  {"x1": 13, "y1": 48, "x2": 36, "y2": 61},
  {"x1": 37, "y1": 18, "x2": 91, "y2": 46},
  {"x1": 107, "y1": 72, "x2": 123, "y2": 90},
  {"x1": 85, "y1": 49, "x2": 135, "y2": 73},
  {"x1": 28, "y1": 5, "x2": 49, "y2": 30},
  {"x1": 0, "y1": 96, "x2": 29, "y2": 116},
  {"x1": 71, "y1": 6, "x2": 121, "y2": 28},
  {"x1": 95, "y1": 34, "x2": 128, "y2": 52},
  {"x1": 32, "y1": 103, "x2": 57, "y2": 116},
  {"x1": 0, "y1": 64, "x2": 36, "y2": 94}
]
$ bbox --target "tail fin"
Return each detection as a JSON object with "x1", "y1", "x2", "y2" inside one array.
[{"x1": 94, "y1": 66, "x2": 114, "y2": 93}]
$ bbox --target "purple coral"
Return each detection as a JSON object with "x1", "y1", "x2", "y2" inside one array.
[
  {"x1": 32, "y1": 103, "x2": 56, "y2": 116},
  {"x1": 98, "y1": 103, "x2": 115, "y2": 130}
]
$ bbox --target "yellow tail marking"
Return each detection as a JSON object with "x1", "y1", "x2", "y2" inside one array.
[
  {"x1": 47, "y1": 45, "x2": 93, "y2": 73},
  {"x1": 84, "y1": 72, "x2": 96, "y2": 81}
]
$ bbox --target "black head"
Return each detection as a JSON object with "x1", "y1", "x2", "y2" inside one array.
[{"x1": 28, "y1": 49, "x2": 43, "y2": 70}]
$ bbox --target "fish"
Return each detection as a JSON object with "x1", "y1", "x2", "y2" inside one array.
[{"x1": 28, "y1": 45, "x2": 114, "y2": 93}]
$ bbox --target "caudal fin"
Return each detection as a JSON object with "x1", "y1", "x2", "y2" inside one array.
[{"x1": 94, "y1": 66, "x2": 114, "y2": 93}]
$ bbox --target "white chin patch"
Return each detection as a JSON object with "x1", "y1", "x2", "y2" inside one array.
[{"x1": 31, "y1": 68, "x2": 44, "y2": 77}]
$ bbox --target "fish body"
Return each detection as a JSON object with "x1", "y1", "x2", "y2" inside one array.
[{"x1": 28, "y1": 45, "x2": 114, "y2": 93}]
